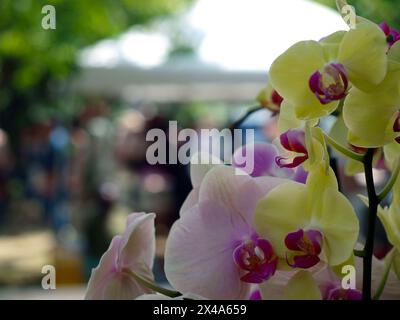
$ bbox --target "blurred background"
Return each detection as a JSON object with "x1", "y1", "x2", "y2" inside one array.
[{"x1": 0, "y1": 0, "x2": 396, "y2": 299}]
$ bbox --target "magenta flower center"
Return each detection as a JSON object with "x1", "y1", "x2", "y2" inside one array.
[
  {"x1": 326, "y1": 287, "x2": 362, "y2": 300},
  {"x1": 285, "y1": 229, "x2": 323, "y2": 269},
  {"x1": 380, "y1": 22, "x2": 400, "y2": 48},
  {"x1": 394, "y1": 111, "x2": 400, "y2": 144},
  {"x1": 271, "y1": 90, "x2": 284, "y2": 109},
  {"x1": 309, "y1": 63, "x2": 348, "y2": 104},
  {"x1": 260, "y1": 89, "x2": 283, "y2": 113},
  {"x1": 233, "y1": 237, "x2": 278, "y2": 284},
  {"x1": 276, "y1": 129, "x2": 308, "y2": 168}
]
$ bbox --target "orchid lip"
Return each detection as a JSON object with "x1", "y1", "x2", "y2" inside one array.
[
  {"x1": 285, "y1": 229, "x2": 323, "y2": 269},
  {"x1": 233, "y1": 237, "x2": 278, "y2": 284},
  {"x1": 309, "y1": 63, "x2": 348, "y2": 104},
  {"x1": 276, "y1": 155, "x2": 308, "y2": 169},
  {"x1": 276, "y1": 129, "x2": 308, "y2": 169},
  {"x1": 280, "y1": 129, "x2": 307, "y2": 153}
]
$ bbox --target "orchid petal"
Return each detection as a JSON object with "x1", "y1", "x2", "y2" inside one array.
[
  {"x1": 269, "y1": 41, "x2": 338, "y2": 120},
  {"x1": 198, "y1": 166, "x2": 254, "y2": 225},
  {"x1": 190, "y1": 152, "x2": 222, "y2": 188},
  {"x1": 232, "y1": 143, "x2": 278, "y2": 177},
  {"x1": 255, "y1": 181, "x2": 310, "y2": 258},
  {"x1": 338, "y1": 20, "x2": 388, "y2": 90},
  {"x1": 320, "y1": 30, "x2": 346, "y2": 61},
  {"x1": 164, "y1": 201, "x2": 252, "y2": 299},
  {"x1": 85, "y1": 236, "x2": 122, "y2": 299},
  {"x1": 384, "y1": 141, "x2": 400, "y2": 171},
  {"x1": 277, "y1": 101, "x2": 303, "y2": 133},
  {"x1": 282, "y1": 271, "x2": 322, "y2": 300},
  {"x1": 378, "y1": 204, "x2": 400, "y2": 252},
  {"x1": 307, "y1": 167, "x2": 359, "y2": 265},
  {"x1": 255, "y1": 166, "x2": 358, "y2": 266},
  {"x1": 85, "y1": 212, "x2": 156, "y2": 300},
  {"x1": 119, "y1": 212, "x2": 156, "y2": 272},
  {"x1": 102, "y1": 273, "x2": 149, "y2": 300},
  {"x1": 388, "y1": 41, "x2": 400, "y2": 63},
  {"x1": 180, "y1": 188, "x2": 199, "y2": 215},
  {"x1": 343, "y1": 62, "x2": 400, "y2": 147},
  {"x1": 293, "y1": 166, "x2": 308, "y2": 184}
]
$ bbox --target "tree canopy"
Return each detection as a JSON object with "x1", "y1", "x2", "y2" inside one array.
[
  {"x1": 315, "y1": 0, "x2": 400, "y2": 30},
  {"x1": 0, "y1": 0, "x2": 190, "y2": 145}
]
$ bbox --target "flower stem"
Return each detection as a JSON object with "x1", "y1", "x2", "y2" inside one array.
[
  {"x1": 123, "y1": 268, "x2": 181, "y2": 298},
  {"x1": 373, "y1": 249, "x2": 395, "y2": 300},
  {"x1": 229, "y1": 106, "x2": 263, "y2": 131},
  {"x1": 362, "y1": 148, "x2": 379, "y2": 301},
  {"x1": 323, "y1": 133, "x2": 364, "y2": 162}
]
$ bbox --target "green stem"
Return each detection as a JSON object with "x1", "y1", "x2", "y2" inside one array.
[
  {"x1": 378, "y1": 157, "x2": 400, "y2": 202},
  {"x1": 323, "y1": 133, "x2": 364, "y2": 162},
  {"x1": 373, "y1": 249, "x2": 395, "y2": 300},
  {"x1": 362, "y1": 148, "x2": 379, "y2": 301},
  {"x1": 123, "y1": 268, "x2": 181, "y2": 298}
]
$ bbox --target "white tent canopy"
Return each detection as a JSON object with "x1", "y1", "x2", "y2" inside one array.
[{"x1": 74, "y1": 0, "x2": 348, "y2": 102}]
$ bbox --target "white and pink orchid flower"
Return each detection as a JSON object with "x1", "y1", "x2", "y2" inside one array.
[
  {"x1": 165, "y1": 156, "x2": 286, "y2": 299},
  {"x1": 85, "y1": 212, "x2": 156, "y2": 300}
]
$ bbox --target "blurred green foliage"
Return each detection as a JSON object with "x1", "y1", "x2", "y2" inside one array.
[
  {"x1": 0, "y1": 0, "x2": 190, "y2": 148},
  {"x1": 315, "y1": 0, "x2": 400, "y2": 29}
]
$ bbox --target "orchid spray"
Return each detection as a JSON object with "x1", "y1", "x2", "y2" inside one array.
[{"x1": 86, "y1": 1, "x2": 400, "y2": 300}]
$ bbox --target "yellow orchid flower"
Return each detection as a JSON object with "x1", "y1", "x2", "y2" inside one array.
[
  {"x1": 254, "y1": 163, "x2": 359, "y2": 269},
  {"x1": 256, "y1": 82, "x2": 283, "y2": 114},
  {"x1": 343, "y1": 60, "x2": 400, "y2": 148},
  {"x1": 275, "y1": 124, "x2": 329, "y2": 175},
  {"x1": 277, "y1": 100, "x2": 319, "y2": 135},
  {"x1": 269, "y1": 20, "x2": 388, "y2": 121}
]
